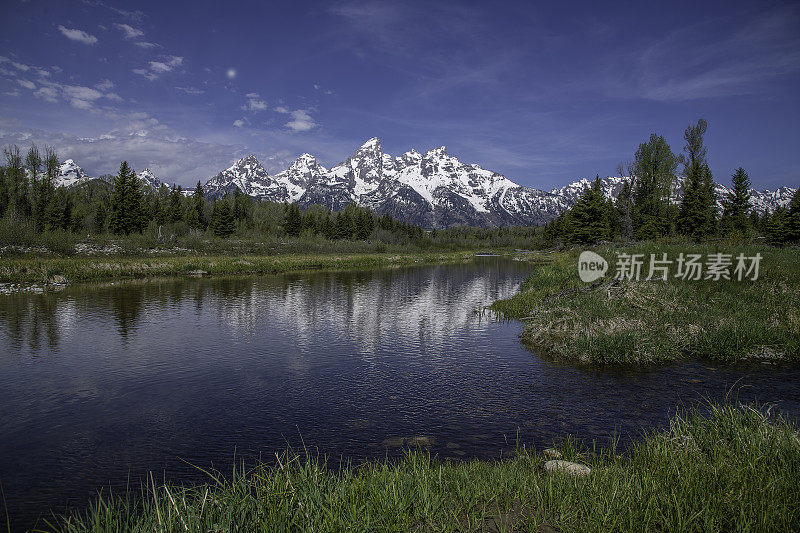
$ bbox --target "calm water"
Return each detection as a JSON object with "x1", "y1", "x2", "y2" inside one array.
[{"x1": 1, "y1": 257, "x2": 799, "y2": 530}]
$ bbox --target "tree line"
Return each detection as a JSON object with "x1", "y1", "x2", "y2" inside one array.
[
  {"x1": 0, "y1": 148, "x2": 429, "y2": 243},
  {"x1": 547, "y1": 118, "x2": 800, "y2": 246}
]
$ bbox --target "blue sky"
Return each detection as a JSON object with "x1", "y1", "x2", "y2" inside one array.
[{"x1": 1, "y1": 0, "x2": 798, "y2": 190}]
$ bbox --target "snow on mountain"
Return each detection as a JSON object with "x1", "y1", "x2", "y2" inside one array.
[
  {"x1": 137, "y1": 168, "x2": 166, "y2": 190},
  {"x1": 54, "y1": 141, "x2": 795, "y2": 228},
  {"x1": 200, "y1": 140, "x2": 796, "y2": 228},
  {"x1": 555, "y1": 175, "x2": 796, "y2": 216},
  {"x1": 55, "y1": 159, "x2": 91, "y2": 188}
]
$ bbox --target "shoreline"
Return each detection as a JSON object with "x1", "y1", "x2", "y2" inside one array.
[
  {"x1": 492, "y1": 243, "x2": 800, "y2": 364},
  {"x1": 38, "y1": 403, "x2": 800, "y2": 532},
  {"x1": 0, "y1": 250, "x2": 480, "y2": 290}
]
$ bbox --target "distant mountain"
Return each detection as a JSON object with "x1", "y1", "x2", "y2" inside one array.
[
  {"x1": 137, "y1": 168, "x2": 167, "y2": 190},
  {"x1": 55, "y1": 139, "x2": 797, "y2": 228},
  {"x1": 551, "y1": 175, "x2": 797, "y2": 216},
  {"x1": 53, "y1": 162, "x2": 168, "y2": 191},
  {"x1": 199, "y1": 138, "x2": 795, "y2": 227},
  {"x1": 202, "y1": 138, "x2": 566, "y2": 227},
  {"x1": 55, "y1": 159, "x2": 91, "y2": 188}
]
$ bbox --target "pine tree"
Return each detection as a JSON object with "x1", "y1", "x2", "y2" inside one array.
[
  {"x1": 677, "y1": 119, "x2": 716, "y2": 239},
  {"x1": 210, "y1": 199, "x2": 235, "y2": 237},
  {"x1": 564, "y1": 177, "x2": 609, "y2": 244},
  {"x1": 630, "y1": 134, "x2": 678, "y2": 239},
  {"x1": 168, "y1": 186, "x2": 184, "y2": 223},
  {"x1": 721, "y1": 167, "x2": 752, "y2": 236},
  {"x1": 764, "y1": 207, "x2": 788, "y2": 245},
  {"x1": 190, "y1": 181, "x2": 206, "y2": 230},
  {"x1": 787, "y1": 188, "x2": 800, "y2": 243},
  {"x1": 109, "y1": 161, "x2": 146, "y2": 235},
  {"x1": 92, "y1": 202, "x2": 107, "y2": 233},
  {"x1": 284, "y1": 203, "x2": 302, "y2": 236}
]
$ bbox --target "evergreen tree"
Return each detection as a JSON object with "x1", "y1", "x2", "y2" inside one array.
[
  {"x1": 787, "y1": 188, "x2": 800, "y2": 243},
  {"x1": 284, "y1": 202, "x2": 302, "y2": 236},
  {"x1": 43, "y1": 188, "x2": 69, "y2": 231},
  {"x1": 189, "y1": 181, "x2": 206, "y2": 230},
  {"x1": 630, "y1": 134, "x2": 678, "y2": 239},
  {"x1": 108, "y1": 161, "x2": 146, "y2": 235},
  {"x1": 210, "y1": 199, "x2": 236, "y2": 237},
  {"x1": 764, "y1": 207, "x2": 788, "y2": 245},
  {"x1": 676, "y1": 119, "x2": 716, "y2": 239},
  {"x1": 721, "y1": 167, "x2": 752, "y2": 236},
  {"x1": 564, "y1": 177, "x2": 609, "y2": 244},
  {"x1": 92, "y1": 202, "x2": 107, "y2": 233},
  {"x1": 168, "y1": 186, "x2": 184, "y2": 223}
]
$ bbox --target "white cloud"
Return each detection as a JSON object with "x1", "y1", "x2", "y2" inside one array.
[
  {"x1": 114, "y1": 23, "x2": 144, "y2": 39},
  {"x1": 133, "y1": 55, "x2": 183, "y2": 80},
  {"x1": 175, "y1": 86, "x2": 204, "y2": 95},
  {"x1": 57, "y1": 26, "x2": 98, "y2": 45},
  {"x1": 134, "y1": 41, "x2": 158, "y2": 49},
  {"x1": 275, "y1": 107, "x2": 318, "y2": 132},
  {"x1": 226, "y1": 68, "x2": 237, "y2": 79},
  {"x1": 233, "y1": 118, "x2": 249, "y2": 128},
  {"x1": 33, "y1": 86, "x2": 59, "y2": 103},
  {"x1": 17, "y1": 79, "x2": 36, "y2": 90},
  {"x1": 314, "y1": 83, "x2": 320, "y2": 90},
  {"x1": 242, "y1": 93, "x2": 267, "y2": 112},
  {"x1": 95, "y1": 79, "x2": 114, "y2": 91}
]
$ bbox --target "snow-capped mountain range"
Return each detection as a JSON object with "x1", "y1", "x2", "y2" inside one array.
[{"x1": 52, "y1": 138, "x2": 796, "y2": 228}]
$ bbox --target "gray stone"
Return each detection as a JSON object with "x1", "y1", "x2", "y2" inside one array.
[{"x1": 543, "y1": 460, "x2": 591, "y2": 477}]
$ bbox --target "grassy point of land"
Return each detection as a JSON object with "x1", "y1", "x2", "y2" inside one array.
[
  {"x1": 41, "y1": 404, "x2": 800, "y2": 532},
  {"x1": 0, "y1": 250, "x2": 477, "y2": 286},
  {"x1": 491, "y1": 243, "x2": 800, "y2": 364}
]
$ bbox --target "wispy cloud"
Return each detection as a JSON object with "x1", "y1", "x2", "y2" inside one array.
[
  {"x1": 0, "y1": 121, "x2": 247, "y2": 184},
  {"x1": 133, "y1": 55, "x2": 183, "y2": 80},
  {"x1": 602, "y1": 4, "x2": 800, "y2": 101},
  {"x1": 275, "y1": 107, "x2": 317, "y2": 132},
  {"x1": 114, "y1": 23, "x2": 144, "y2": 40},
  {"x1": 81, "y1": 0, "x2": 143, "y2": 21},
  {"x1": 134, "y1": 41, "x2": 159, "y2": 49},
  {"x1": 175, "y1": 86, "x2": 204, "y2": 96},
  {"x1": 57, "y1": 25, "x2": 98, "y2": 45},
  {"x1": 241, "y1": 93, "x2": 267, "y2": 112}
]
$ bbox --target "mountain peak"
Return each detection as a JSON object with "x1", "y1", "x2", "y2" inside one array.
[
  {"x1": 425, "y1": 146, "x2": 448, "y2": 157},
  {"x1": 360, "y1": 137, "x2": 381, "y2": 149}
]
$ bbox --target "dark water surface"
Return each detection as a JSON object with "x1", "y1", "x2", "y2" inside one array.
[{"x1": 1, "y1": 257, "x2": 799, "y2": 530}]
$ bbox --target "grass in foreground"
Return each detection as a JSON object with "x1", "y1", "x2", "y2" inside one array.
[
  {"x1": 38, "y1": 403, "x2": 800, "y2": 532},
  {"x1": 491, "y1": 243, "x2": 800, "y2": 364}
]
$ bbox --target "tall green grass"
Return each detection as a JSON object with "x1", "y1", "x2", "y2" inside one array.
[
  {"x1": 38, "y1": 403, "x2": 800, "y2": 532},
  {"x1": 491, "y1": 244, "x2": 800, "y2": 363}
]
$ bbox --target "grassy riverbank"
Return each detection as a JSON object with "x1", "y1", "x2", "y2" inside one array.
[
  {"x1": 39, "y1": 403, "x2": 800, "y2": 532},
  {"x1": 0, "y1": 250, "x2": 476, "y2": 286},
  {"x1": 491, "y1": 243, "x2": 800, "y2": 364}
]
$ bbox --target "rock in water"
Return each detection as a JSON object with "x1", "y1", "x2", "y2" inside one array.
[{"x1": 543, "y1": 460, "x2": 591, "y2": 477}]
